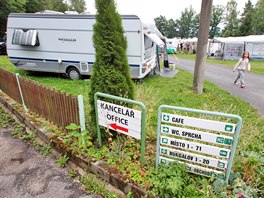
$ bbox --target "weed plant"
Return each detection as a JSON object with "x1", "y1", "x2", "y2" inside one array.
[
  {"x1": 78, "y1": 175, "x2": 119, "y2": 197},
  {"x1": 0, "y1": 107, "x2": 15, "y2": 128},
  {"x1": 64, "y1": 123, "x2": 93, "y2": 154},
  {"x1": 56, "y1": 155, "x2": 69, "y2": 168}
]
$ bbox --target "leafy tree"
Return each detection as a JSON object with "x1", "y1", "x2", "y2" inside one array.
[
  {"x1": 44, "y1": 0, "x2": 68, "y2": 12},
  {"x1": 221, "y1": 0, "x2": 240, "y2": 37},
  {"x1": 209, "y1": 5, "x2": 225, "y2": 38},
  {"x1": 166, "y1": 19, "x2": 177, "y2": 38},
  {"x1": 25, "y1": 0, "x2": 45, "y2": 13},
  {"x1": 252, "y1": 0, "x2": 264, "y2": 35},
  {"x1": 89, "y1": 0, "x2": 134, "y2": 133},
  {"x1": 190, "y1": 13, "x2": 200, "y2": 38},
  {"x1": 68, "y1": 0, "x2": 86, "y2": 13},
  {"x1": 154, "y1": 15, "x2": 167, "y2": 37},
  {"x1": 25, "y1": 0, "x2": 86, "y2": 14},
  {"x1": 239, "y1": 0, "x2": 254, "y2": 36},
  {"x1": 154, "y1": 16, "x2": 177, "y2": 38},
  {"x1": 0, "y1": 0, "x2": 26, "y2": 37},
  {"x1": 176, "y1": 6, "x2": 198, "y2": 38}
]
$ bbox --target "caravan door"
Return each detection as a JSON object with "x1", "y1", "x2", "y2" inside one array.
[{"x1": 141, "y1": 33, "x2": 164, "y2": 77}]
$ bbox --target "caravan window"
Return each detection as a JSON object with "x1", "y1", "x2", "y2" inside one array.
[
  {"x1": 144, "y1": 35, "x2": 153, "y2": 50},
  {"x1": 12, "y1": 29, "x2": 39, "y2": 46}
]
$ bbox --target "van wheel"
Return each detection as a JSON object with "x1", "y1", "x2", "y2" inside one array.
[{"x1": 67, "y1": 67, "x2": 80, "y2": 80}]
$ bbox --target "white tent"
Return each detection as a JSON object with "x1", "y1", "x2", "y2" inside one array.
[
  {"x1": 211, "y1": 37, "x2": 244, "y2": 60},
  {"x1": 210, "y1": 35, "x2": 264, "y2": 60},
  {"x1": 244, "y1": 35, "x2": 264, "y2": 60}
]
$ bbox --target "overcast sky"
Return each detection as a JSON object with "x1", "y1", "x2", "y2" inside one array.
[{"x1": 85, "y1": 0, "x2": 258, "y2": 24}]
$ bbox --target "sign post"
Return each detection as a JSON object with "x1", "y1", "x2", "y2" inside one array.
[
  {"x1": 94, "y1": 92, "x2": 146, "y2": 165},
  {"x1": 156, "y1": 105, "x2": 242, "y2": 182}
]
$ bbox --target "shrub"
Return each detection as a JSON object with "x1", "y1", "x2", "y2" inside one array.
[{"x1": 89, "y1": 0, "x2": 134, "y2": 136}]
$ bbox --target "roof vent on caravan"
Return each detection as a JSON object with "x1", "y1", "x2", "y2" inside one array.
[
  {"x1": 80, "y1": 12, "x2": 91, "y2": 15},
  {"x1": 35, "y1": 10, "x2": 64, "y2": 14},
  {"x1": 64, "y1": 11, "x2": 79, "y2": 14}
]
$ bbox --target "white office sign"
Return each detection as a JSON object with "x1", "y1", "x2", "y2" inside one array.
[
  {"x1": 162, "y1": 113, "x2": 236, "y2": 133},
  {"x1": 161, "y1": 124, "x2": 233, "y2": 146},
  {"x1": 159, "y1": 156, "x2": 224, "y2": 177},
  {"x1": 97, "y1": 100, "x2": 141, "y2": 139},
  {"x1": 160, "y1": 146, "x2": 228, "y2": 170},
  {"x1": 160, "y1": 136, "x2": 231, "y2": 158}
]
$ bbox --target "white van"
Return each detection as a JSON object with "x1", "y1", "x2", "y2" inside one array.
[{"x1": 7, "y1": 13, "x2": 164, "y2": 79}]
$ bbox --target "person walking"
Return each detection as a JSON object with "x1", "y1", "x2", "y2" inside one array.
[{"x1": 233, "y1": 52, "x2": 251, "y2": 88}]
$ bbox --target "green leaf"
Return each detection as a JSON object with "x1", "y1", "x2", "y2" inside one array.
[{"x1": 66, "y1": 123, "x2": 81, "y2": 130}]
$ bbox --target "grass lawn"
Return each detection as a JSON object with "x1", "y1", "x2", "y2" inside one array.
[
  {"x1": 175, "y1": 54, "x2": 264, "y2": 75},
  {"x1": 0, "y1": 55, "x2": 263, "y2": 195}
]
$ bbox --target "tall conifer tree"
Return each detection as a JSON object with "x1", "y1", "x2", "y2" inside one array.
[
  {"x1": 89, "y1": 0, "x2": 134, "y2": 132},
  {"x1": 239, "y1": 0, "x2": 254, "y2": 36}
]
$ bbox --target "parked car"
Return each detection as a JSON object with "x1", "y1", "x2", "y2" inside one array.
[{"x1": 0, "y1": 36, "x2": 7, "y2": 55}]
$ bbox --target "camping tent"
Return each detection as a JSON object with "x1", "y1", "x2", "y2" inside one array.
[
  {"x1": 210, "y1": 37, "x2": 244, "y2": 60},
  {"x1": 244, "y1": 35, "x2": 264, "y2": 60},
  {"x1": 210, "y1": 35, "x2": 264, "y2": 60}
]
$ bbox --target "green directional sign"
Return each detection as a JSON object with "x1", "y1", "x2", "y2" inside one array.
[
  {"x1": 216, "y1": 137, "x2": 233, "y2": 145},
  {"x1": 161, "y1": 159, "x2": 167, "y2": 164},
  {"x1": 156, "y1": 104, "x2": 242, "y2": 183},
  {"x1": 225, "y1": 125, "x2": 233, "y2": 132},
  {"x1": 162, "y1": 138, "x2": 168, "y2": 144},
  {"x1": 162, "y1": 126, "x2": 169, "y2": 133},
  {"x1": 216, "y1": 137, "x2": 224, "y2": 144},
  {"x1": 220, "y1": 150, "x2": 228, "y2": 157},
  {"x1": 218, "y1": 162, "x2": 226, "y2": 169},
  {"x1": 163, "y1": 114, "x2": 170, "y2": 121},
  {"x1": 161, "y1": 148, "x2": 168, "y2": 154},
  {"x1": 224, "y1": 138, "x2": 233, "y2": 145}
]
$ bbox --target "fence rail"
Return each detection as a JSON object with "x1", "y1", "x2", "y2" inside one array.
[{"x1": 0, "y1": 68, "x2": 79, "y2": 128}]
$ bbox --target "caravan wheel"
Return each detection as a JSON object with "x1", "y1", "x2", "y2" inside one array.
[{"x1": 67, "y1": 67, "x2": 81, "y2": 80}]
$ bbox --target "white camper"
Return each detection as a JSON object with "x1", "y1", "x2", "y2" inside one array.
[{"x1": 7, "y1": 13, "x2": 164, "y2": 79}]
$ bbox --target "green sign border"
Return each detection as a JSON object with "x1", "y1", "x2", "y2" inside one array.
[
  {"x1": 155, "y1": 105, "x2": 242, "y2": 182},
  {"x1": 94, "y1": 92, "x2": 146, "y2": 166}
]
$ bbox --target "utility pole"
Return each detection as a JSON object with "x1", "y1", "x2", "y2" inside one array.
[{"x1": 193, "y1": 0, "x2": 213, "y2": 93}]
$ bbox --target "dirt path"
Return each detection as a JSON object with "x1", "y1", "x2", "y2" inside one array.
[{"x1": 0, "y1": 128, "x2": 98, "y2": 198}]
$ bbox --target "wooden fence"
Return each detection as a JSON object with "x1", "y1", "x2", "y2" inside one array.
[{"x1": 0, "y1": 68, "x2": 79, "y2": 128}]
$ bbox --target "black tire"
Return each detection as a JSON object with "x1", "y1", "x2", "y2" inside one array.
[{"x1": 67, "y1": 67, "x2": 81, "y2": 80}]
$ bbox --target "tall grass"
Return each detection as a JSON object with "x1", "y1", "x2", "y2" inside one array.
[{"x1": 0, "y1": 55, "x2": 263, "y2": 190}]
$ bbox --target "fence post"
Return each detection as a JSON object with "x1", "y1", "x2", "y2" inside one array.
[
  {"x1": 16, "y1": 74, "x2": 28, "y2": 112},
  {"x1": 78, "y1": 95, "x2": 86, "y2": 131},
  {"x1": 78, "y1": 95, "x2": 86, "y2": 144}
]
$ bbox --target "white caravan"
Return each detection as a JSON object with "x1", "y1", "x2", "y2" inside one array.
[{"x1": 7, "y1": 13, "x2": 164, "y2": 79}]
